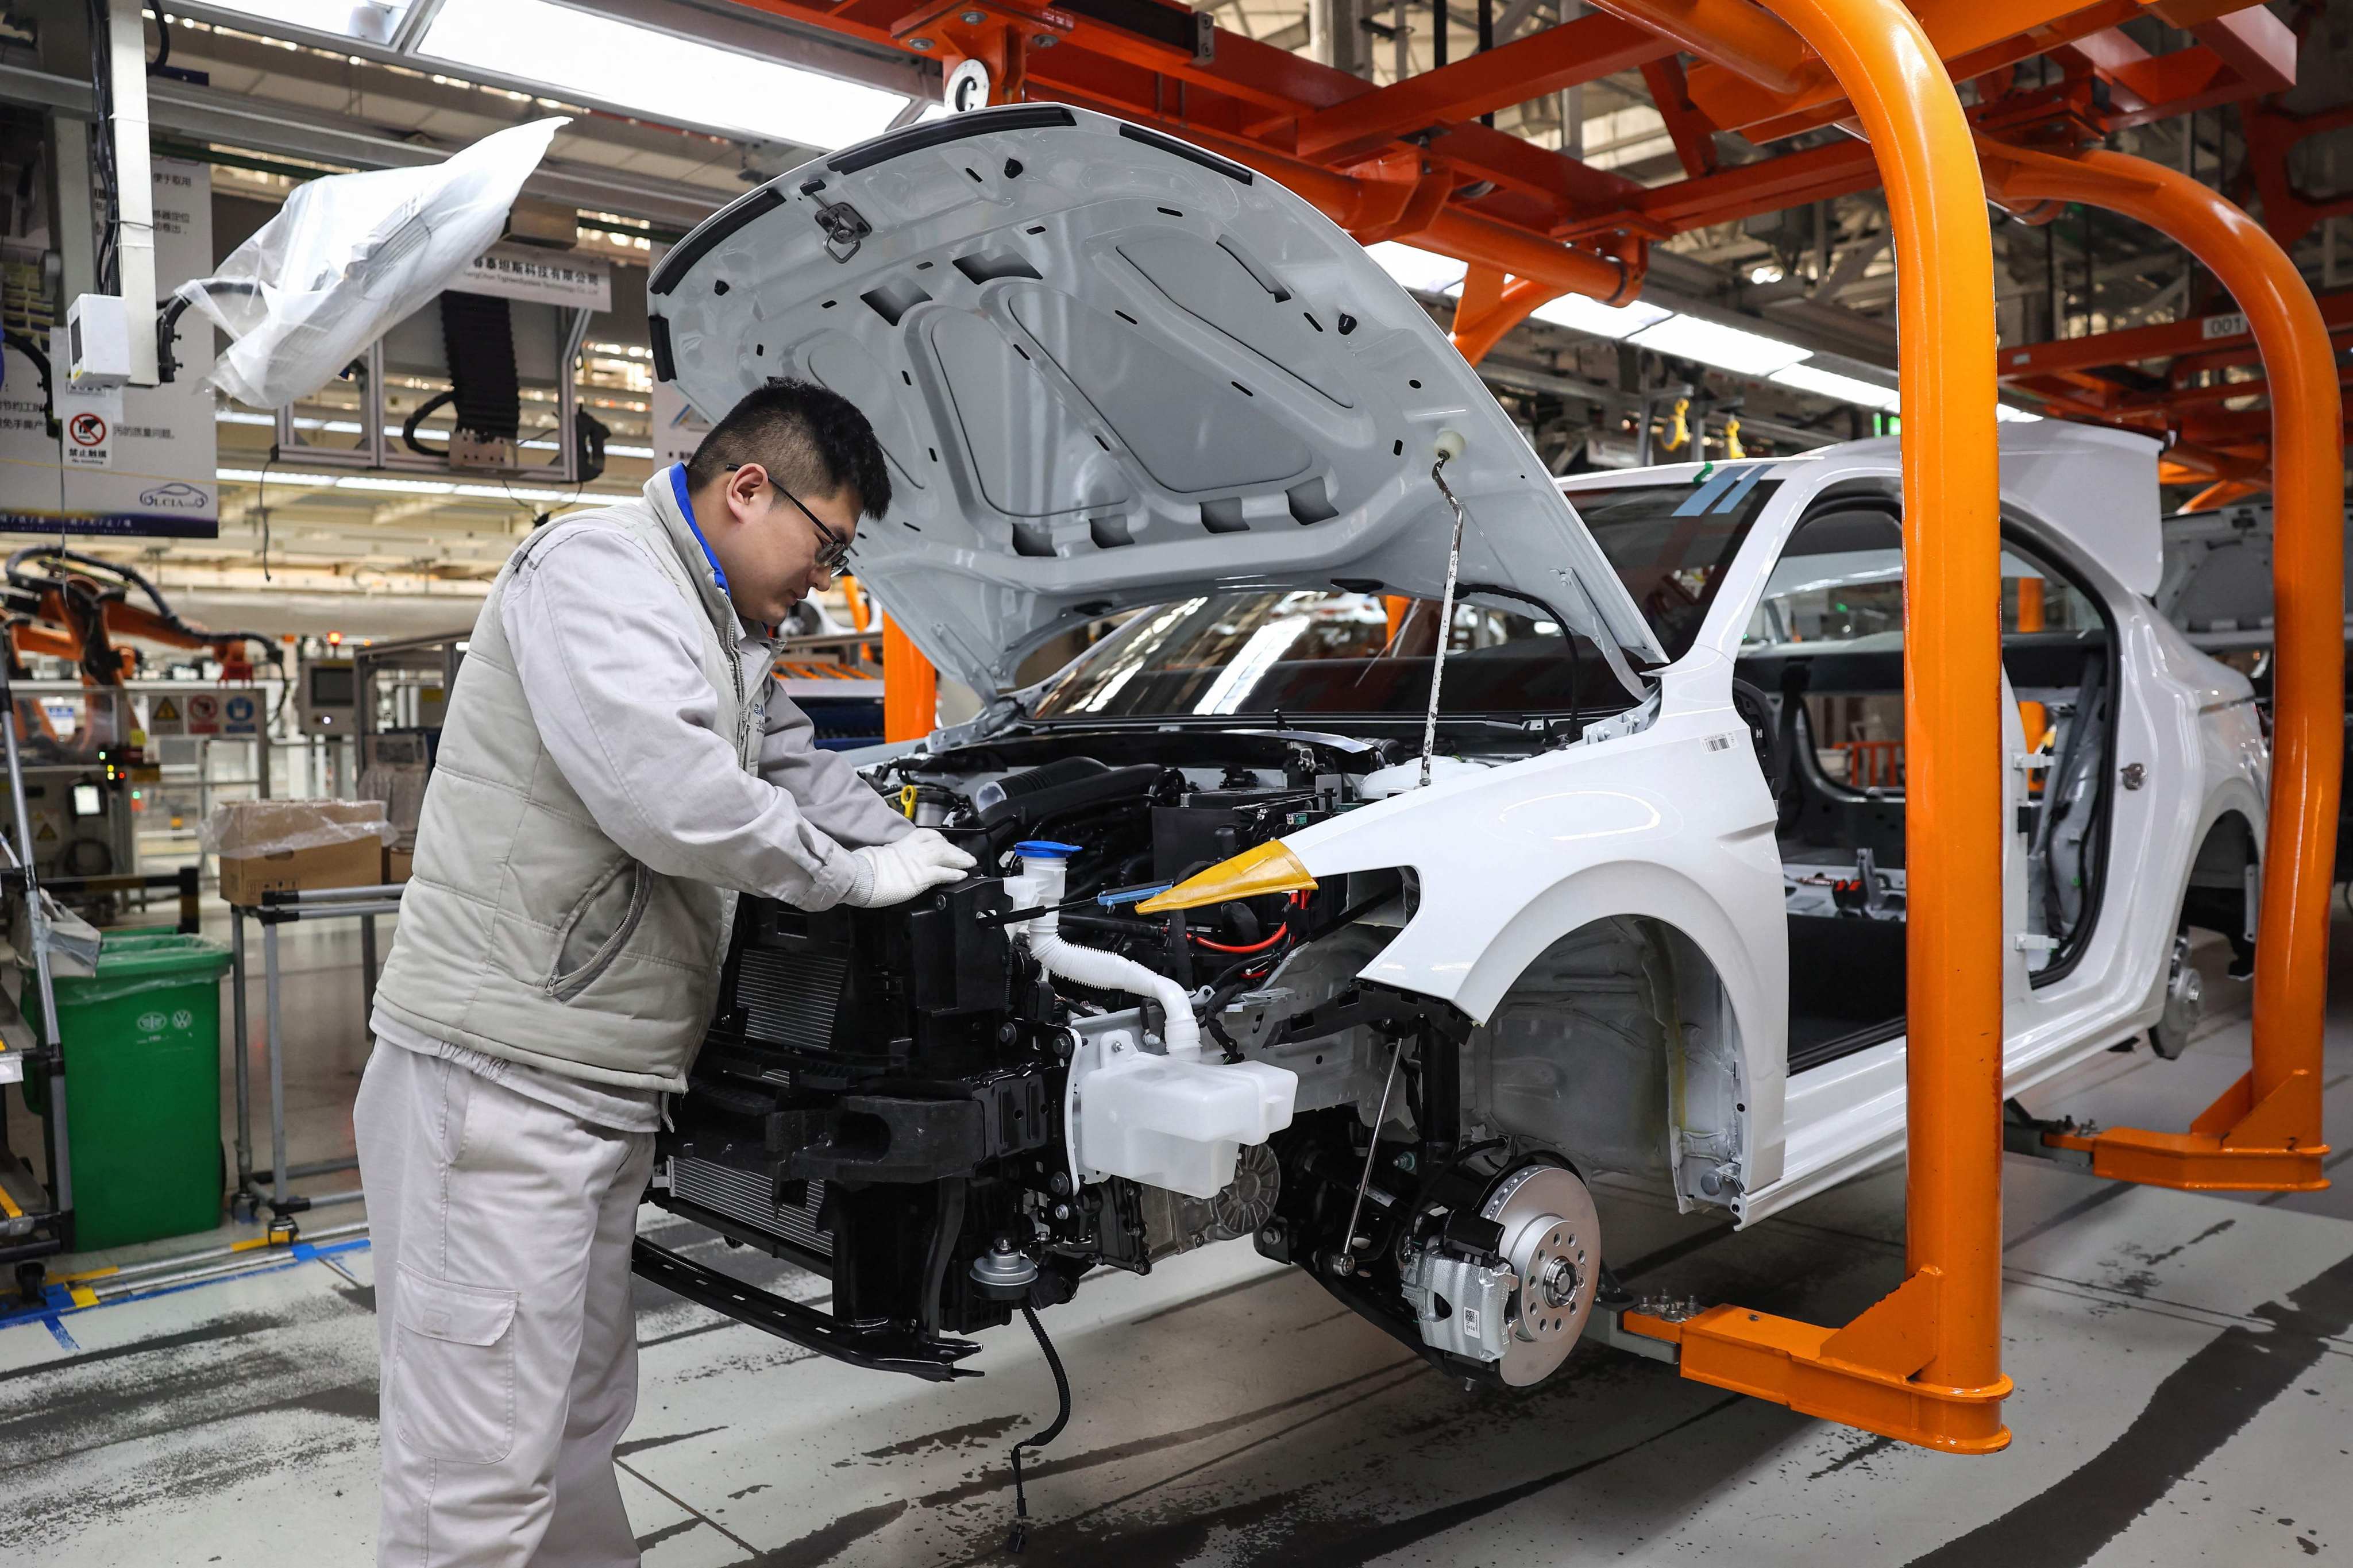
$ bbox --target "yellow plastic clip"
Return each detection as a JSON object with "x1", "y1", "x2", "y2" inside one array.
[{"x1": 899, "y1": 783, "x2": 919, "y2": 820}]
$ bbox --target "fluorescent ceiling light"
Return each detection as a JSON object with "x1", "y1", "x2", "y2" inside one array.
[
  {"x1": 1626, "y1": 314, "x2": 1812, "y2": 376},
  {"x1": 196, "y1": 1, "x2": 394, "y2": 34},
  {"x1": 1527, "y1": 292, "x2": 1671, "y2": 340},
  {"x1": 418, "y1": 0, "x2": 908, "y2": 148},
  {"x1": 454, "y1": 484, "x2": 592, "y2": 501},
  {"x1": 215, "y1": 411, "x2": 655, "y2": 461},
  {"x1": 338, "y1": 477, "x2": 458, "y2": 494},
  {"x1": 216, "y1": 469, "x2": 345, "y2": 486},
  {"x1": 1770, "y1": 363, "x2": 1900, "y2": 411},
  {"x1": 1367, "y1": 242, "x2": 1468, "y2": 297}
]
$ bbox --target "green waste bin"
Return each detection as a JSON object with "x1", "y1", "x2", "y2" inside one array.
[{"x1": 24, "y1": 930, "x2": 232, "y2": 1252}]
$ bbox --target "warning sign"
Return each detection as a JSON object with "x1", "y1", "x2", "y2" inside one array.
[
  {"x1": 185, "y1": 692, "x2": 220, "y2": 736},
  {"x1": 55, "y1": 381, "x2": 122, "y2": 469},
  {"x1": 34, "y1": 821, "x2": 54, "y2": 842},
  {"x1": 148, "y1": 694, "x2": 184, "y2": 736},
  {"x1": 222, "y1": 693, "x2": 260, "y2": 735},
  {"x1": 153, "y1": 697, "x2": 179, "y2": 720}
]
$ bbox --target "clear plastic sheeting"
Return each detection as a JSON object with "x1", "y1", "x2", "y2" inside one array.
[
  {"x1": 16, "y1": 894, "x2": 100, "y2": 978},
  {"x1": 199, "y1": 798, "x2": 396, "y2": 857},
  {"x1": 175, "y1": 117, "x2": 566, "y2": 408}
]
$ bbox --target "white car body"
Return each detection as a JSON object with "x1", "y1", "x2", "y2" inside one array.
[{"x1": 646, "y1": 104, "x2": 2268, "y2": 1384}]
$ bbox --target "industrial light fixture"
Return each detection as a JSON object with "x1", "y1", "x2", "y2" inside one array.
[
  {"x1": 336, "y1": 476, "x2": 460, "y2": 495},
  {"x1": 196, "y1": 1, "x2": 349, "y2": 30},
  {"x1": 215, "y1": 468, "x2": 345, "y2": 486},
  {"x1": 416, "y1": 0, "x2": 910, "y2": 149},
  {"x1": 1626, "y1": 314, "x2": 1813, "y2": 376},
  {"x1": 213, "y1": 410, "x2": 657, "y2": 458},
  {"x1": 1527, "y1": 292, "x2": 1671, "y2": 340},
  {"x1": 1770, "y1": 362, "x2": 1901, "y2": 411}
]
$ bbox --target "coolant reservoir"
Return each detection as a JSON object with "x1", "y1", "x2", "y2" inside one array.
[{"x1": 1067, "y1": 1017, "x2": 1297, "y2": 1199}]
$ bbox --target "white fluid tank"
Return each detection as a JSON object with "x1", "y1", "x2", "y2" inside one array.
[{"x1": 1067, "y1": 1021, "x2": 1296, "y2": 1200}]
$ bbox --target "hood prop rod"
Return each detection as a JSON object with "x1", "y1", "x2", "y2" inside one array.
[{"x1": 1420, "y1": 434, "x2": 1471, "y2": 789}]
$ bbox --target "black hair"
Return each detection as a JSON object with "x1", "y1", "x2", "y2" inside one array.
[{"x1": 685, "y1": 378, "x2": 894, "y2": 520}]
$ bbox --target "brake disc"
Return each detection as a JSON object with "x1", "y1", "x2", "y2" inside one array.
[{"x1": 1480, "y1": 1160, "x2": 1602, "y2": 1387}]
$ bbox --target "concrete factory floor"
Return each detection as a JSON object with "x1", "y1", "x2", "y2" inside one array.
[{"x1": 0, "y1": 912, "x2": 2349, "y2": 1566}]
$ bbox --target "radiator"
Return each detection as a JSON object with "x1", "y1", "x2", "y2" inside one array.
[
  {"x1": 734, "y1": 947, "x2": 848, "y2": 1053},
  {"x1": 671, "y1": 1156, "x2": 834, "y2": 1261}
]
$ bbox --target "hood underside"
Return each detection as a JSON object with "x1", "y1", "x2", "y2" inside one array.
[{"x1": 649, "y1": 104, "x2": 1662, "y2": 694}]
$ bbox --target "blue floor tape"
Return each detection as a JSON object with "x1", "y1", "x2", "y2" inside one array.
[{"x1": 0, "y1": 1234, "x2": 374, "y2": 1341}]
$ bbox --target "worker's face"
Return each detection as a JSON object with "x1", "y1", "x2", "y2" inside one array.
[{"x1": 705, "y1": 462, "x2": 861, "y2": 628}]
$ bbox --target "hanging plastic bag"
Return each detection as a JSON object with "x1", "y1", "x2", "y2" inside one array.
[{"x1": 173, "y1": 117, "x2": 567, "y2": 408}]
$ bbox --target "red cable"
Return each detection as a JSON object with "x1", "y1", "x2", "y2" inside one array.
[{"x1": 1192, "y1": 923, "x2": 1289, "y2": 954}]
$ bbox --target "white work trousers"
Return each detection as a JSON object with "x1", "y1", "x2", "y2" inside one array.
[{"x1": 354, "y1": 1042, "x2": 655, "y2": 1567}]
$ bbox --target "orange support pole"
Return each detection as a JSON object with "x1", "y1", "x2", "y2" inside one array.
[
  {"x1": 1449, "y1": 268, "x2": 1563, "y2": 365},
  {"x1": 1981, "y1": 141, "x2": 2340, "y2": 1191},
  {"x1": 1622, "y1": 0, "x2": 2011, "y2": 1454},
  {"x1": 881, "y1": 616, "x2": 937, "y2": 743}
]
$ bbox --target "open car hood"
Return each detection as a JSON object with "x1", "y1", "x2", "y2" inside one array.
[{"x1": 649, "y1": 105, "x2": 1663, "y2": 696}]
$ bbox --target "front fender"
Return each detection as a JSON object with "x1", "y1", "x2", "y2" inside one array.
[
  {"x1": 1289, "y1": 718, "x2": 1780, "y2": 1010},
  {"x1": 1281, "y1": 709, "x2": 1789, "y2": 1181}
]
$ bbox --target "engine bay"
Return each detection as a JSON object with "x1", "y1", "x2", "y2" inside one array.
[{"x1": 638, "y1": 725, "x2": 1610, "y2": 1392}]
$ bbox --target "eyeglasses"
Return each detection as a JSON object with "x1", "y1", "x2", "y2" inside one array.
[{"x1": 726, "y1": 465, "x2": 853, "y2": 573}]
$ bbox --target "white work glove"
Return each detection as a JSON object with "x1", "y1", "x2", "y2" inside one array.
[{"x1": 844, "y1": 828, "x2": 977, "y2": 908}]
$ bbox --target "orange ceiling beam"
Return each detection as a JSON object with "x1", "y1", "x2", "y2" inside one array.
[
  {"x1": 1683, "y1": 0, "x2": 2286, "y2": 138},
  {"x1": 1995, "y1": 289, "x2": 2353, "y2": 381},
  {"x1": 1291, "y1": 11, "x2": 1676, "y2": 164},
  {"x1": 731, "y1": 0, "x2": 2291, "y2": 293},
  {"x1": 723, "y1": 0, "x2": 2313, "y2": 477},
  {"x1": 1583, "y1": 0, "x2": 1820, "y2": 96}
]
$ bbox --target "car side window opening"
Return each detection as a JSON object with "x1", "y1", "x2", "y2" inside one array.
[{"x1": 1740, "y1": 504, "x2": 2117, "y2": 1073}]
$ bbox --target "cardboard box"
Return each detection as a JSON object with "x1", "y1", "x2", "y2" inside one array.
[
  {"x1": 219, "y1": 837, "x2": 383, "y2": 907},
  {"x1": 208, "y1": 800, "x2": 391, "y2": 907},
  {"x1": 384, "y1": 846, "x2": 414, "y2": 885}
]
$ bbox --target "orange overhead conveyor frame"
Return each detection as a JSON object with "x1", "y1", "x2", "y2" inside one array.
[
  {"x1": 1980, "y1": 141, "x2": 2342, "y2": 1192},
  {"x1": 1598, "y1": 0, "x2": 2012, "y2": 1454}
]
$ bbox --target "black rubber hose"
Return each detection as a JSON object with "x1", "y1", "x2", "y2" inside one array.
[
  {"x1": 155, "y1": 279, "x2": 260, "y2": 385},
  {"x1": 1005, "y1": 1304, "x2": 1072, "y2": 1555},
  {"x1": 917, "y1": 1180, "x2": 965, "y2": 1341},
  {"x1": 402, "y1": 388, "x2": 458, "y2": 457},
  {"x1": 3, "y1": 331, "x2": 58, "y2": 438}
]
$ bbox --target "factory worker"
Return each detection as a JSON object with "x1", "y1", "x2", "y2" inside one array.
[{"x1": 356, "y1": 379, "x2": 971, "y2": 1566}]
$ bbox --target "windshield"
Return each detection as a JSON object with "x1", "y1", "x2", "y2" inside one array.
[
  {"x1": 1568, "y1": 474, "x2": 1782, "y2": 659},
  {"x1": 1028, "y1": 590, "x2": 1625, "y2": 722}
]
